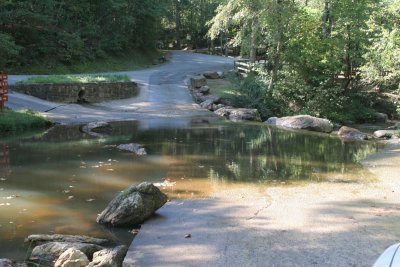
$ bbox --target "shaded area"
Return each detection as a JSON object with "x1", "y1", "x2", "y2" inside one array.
[{"x1": 126, "y1": 196, "x2": 400, "y2": 267}]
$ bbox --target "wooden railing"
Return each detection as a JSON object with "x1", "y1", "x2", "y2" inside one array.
[
  {"x1": 234, "y1": 59, "x2": 269, "y2": 77},
  {"x1": 0, "y1": 72, "x2": 8, "y2": 112}
]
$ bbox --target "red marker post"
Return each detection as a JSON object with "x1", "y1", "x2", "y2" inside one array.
[{"x1": 0, "y1": 72, "x2": 8, "y2": 112}]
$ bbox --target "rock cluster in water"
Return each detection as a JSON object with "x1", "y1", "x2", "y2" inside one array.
[{"x1": 23, "y1": 234, "x2": 127, "y2": 267}]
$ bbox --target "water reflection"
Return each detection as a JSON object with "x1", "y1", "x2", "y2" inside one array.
[{"x1": 0, "y1": 121, "x2": 381, "y2": 260}]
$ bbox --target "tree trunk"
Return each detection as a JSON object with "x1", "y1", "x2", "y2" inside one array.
[
  {"x1": 250, "y1": 17, "x2": 259, "y2": 63},
  {"x1": 175, "y1": 0, "x2": 182, "y2": 49},
  {"x1": 322, "y1": 0, "x2": 331, "y2": 37},
  {"x1": 268, "y1": 40, "x2": 281, "y2": 92}
]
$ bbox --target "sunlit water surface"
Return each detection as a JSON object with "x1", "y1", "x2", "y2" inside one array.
[{"x1": 0, "y1": 120, "x2": 382, "y2": 260}]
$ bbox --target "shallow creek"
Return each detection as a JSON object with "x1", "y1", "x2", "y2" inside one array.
[{"x1": 0, "y1": 120, "x2": 382, "y2": 260}]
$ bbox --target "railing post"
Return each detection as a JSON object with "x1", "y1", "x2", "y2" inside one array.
[{"x1": 0, "y1": 72, "x2": 8, "y2": 112}]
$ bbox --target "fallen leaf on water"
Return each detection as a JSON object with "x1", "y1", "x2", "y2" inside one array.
[
  {"x1": 67, "y1": 196, "x2": 74, "y2": 200},
  {"x1": 130, "y1": 229, "x2": 140, "y2": 235},
  {"x1": 63, "y1": 190, "x2": 71, "y2": 194},
  {"x1": 106, "y1": 169, "x2": 114, "y2": 172},
  {"x1": 0, "y1": 178, "x2": 6, "y2": 181},
  {"x1": 184, "y1": 234, "x2": 192, "y2": 238},
  {"x1": 86, "y1": 199, "x2": 95, "y2": 202}
]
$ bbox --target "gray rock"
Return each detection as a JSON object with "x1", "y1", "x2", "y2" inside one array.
[
  {"x1": 88, "y1": 245, "x2": 128, "y2": 267},
  {"x1": 96, "y1": 182, "x2": 167, "y2": 227},
  {"x1": 81, "y1": 122, "x2": 113, "y2": 137},
  {"x1": 203, "y1": 71, "x2": 220, "y2": 79},
  {"x1": 266, "y1": 115, "x2": 333, "y2": 133},
  {"x1": 265, "y1": 117, "x2": 278, "y2": 125},
  {"x1": 200, "y1": 99, "x2": 215, "y2": 110},
  {"x1": 198, "y1": 95, "x2": 221, "y2": 103},
  {"x1": 198, "y1": 86, "x2": 210, "y2": 94},
  {"x1": 217, "y1": 71, "x2": 224, "y2": 78},
  {"x1": 338, "y1": 126, "x2": 369, "y2": 141},
  {"x1": 0, "y1": 259, "x2": 26, "y2": 267},
  {"x1": 190, "y1": 76, "x2": 207, "y2": 88},
  {"x1": 117, "y1": 143, "x2": 147, "y2": 156},
  {"x1": 373, "y1": 130, "x2": 397, "y2": 139},
  {"x1": 215, "y1": 108, "x2": 261, "y2": 122},
  {"x1": 54, "y1": 248, "x2": 90, "y2": 267},
  {"x1": 25, "y1": 234, "x2": 109, "y2": 246},
  {"x1": 373, "y1": 112, "x2": 388, "y2": 122},
  {"x1": 30, "y1": 242, "x2": 103, "y2": 262}
]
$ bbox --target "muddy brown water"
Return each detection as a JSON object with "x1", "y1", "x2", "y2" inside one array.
[{"x1": 0, "y1": 120, "x2": 382, "y2": 260}]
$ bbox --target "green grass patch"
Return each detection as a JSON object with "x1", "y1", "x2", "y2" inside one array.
[
  {"x1": 8, "y1": 50, "x2": 165, "y2": 75},
  {"x1": 0, "y1": 108, "x2": 52, "y2": 135},
  {"x1": 206, "y1": 78, "x2": 240, "y2": 102},
  {"x1": 20, "y1": 74, "x2": 131, "y2": 84}
]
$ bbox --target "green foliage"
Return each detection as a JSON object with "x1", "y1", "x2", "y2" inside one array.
[
  {"x1": 0, "y1": 108, "x2": 52, "y2": 135},
  {"x1": 229, "y1": 75, "x2": 277, "y2": 120},
  {"x1": 0, "y1": 0, "x2": 164, "y2": 71},
  {"x1": 361, "y1": 0, "x2": 400, "y2": 89},
  {"x1": 20, "y1": 75, "x2": 131, "y2": 84},
  {"x1": 9, "y1": 50, "x2": 161, "y2": 75}
]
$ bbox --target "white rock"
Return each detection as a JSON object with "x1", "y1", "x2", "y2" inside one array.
[{"x1": 54, "y1": 248, "x2": 90, "y2": 267}]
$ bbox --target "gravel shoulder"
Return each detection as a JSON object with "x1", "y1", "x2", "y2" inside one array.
[{"x1": 124, "y1": 139, "x2": 400, "y2": 267}]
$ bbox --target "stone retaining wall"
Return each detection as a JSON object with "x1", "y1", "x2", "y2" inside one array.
[{"x1": 10, "y1": 82, "x2": 139, "y2": 103}]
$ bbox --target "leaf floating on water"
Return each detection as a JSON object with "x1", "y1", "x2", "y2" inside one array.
[
  {"x1": 86, "y1": 198, "x2": 95, "y2": 202},
  {"x1": 0, "y1": 203, "x2": 11, "y2": 206},
  {"x1": 69, "y1": 185, "x2": 74, "y2": 188},
  {"x1": 106, "y1": 169, "x2": 114, "y2": 172},
  {"x1": 130, "y1": 229, "x2": 140, "y2": 235},
  {"x1": 184, "y1": 234, "x2": 192, "y2": 238},
  {"x1": 63, "y1": 190, "x2": 71, "y2": 194},
  {"x1": 0, "y1": 178, "x2": 6, "y2": 181},
  {"x1": 67, "y1": 196, "x2": 74, "y2": 200}
]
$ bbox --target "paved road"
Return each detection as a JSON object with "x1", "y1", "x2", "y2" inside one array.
[{"x1": 7, "y1": 51, "x2": 235, "y2": 127}]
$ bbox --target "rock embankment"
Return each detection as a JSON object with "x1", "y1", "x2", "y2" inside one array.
[
  {"x1": 188, "y1": 73, "x2": 262, "y2": 122},
  {"x1": 96, "y1": 182, "x2": 167, "y2": 227}
]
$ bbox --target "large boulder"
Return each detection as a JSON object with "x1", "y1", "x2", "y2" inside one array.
[
  {"x1": 265, "y1": 115, "x2": 333, "y2": 133},
  {"x1": 88, "y1": 245, "x2": 128, "y2": 267},
  {"x1": 338, "y1": 126, "x2": 369, "y2": 141},
  {"x1": 190, "y1": 76, "x2": 207, "y2": 88},
  {"x1": 215, "y1": 108, "x2": 261, "y2": 122},
  {"x1": 373, "y1": 130, "x2": 397, "y2": 139},
  {"x1": 96, "y1": 182, "x2": 167, "y2": 227},
  {"x1": 25, "y1": 234, "x2": 109, "y2": 246},
  {"x1": 30, "y1": 242, "x2": 103, "y2": 262},
  {"x1": 54, "y1": 248, "x2": 90, "y2": 267},
  {"x1": 203, "y1": 71, "x2": 220, "y2": 79}
]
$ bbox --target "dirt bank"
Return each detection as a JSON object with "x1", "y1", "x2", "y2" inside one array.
[{"x1": 124, "y1": 138, "x2": 400, "y2": 267}]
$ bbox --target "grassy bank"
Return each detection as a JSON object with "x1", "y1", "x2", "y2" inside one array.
[
  {"x1": 19, "y1": 74, "x2": 131, "y2": 84},
  {"x1": 0, "y1": 108, "x2": 52, "y2": 135},
  {"x1": 8, "y1": 50, "x2": 164, "y2": 75}
]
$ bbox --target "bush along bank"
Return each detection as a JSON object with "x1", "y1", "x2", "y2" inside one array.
[{"x1": 0, "y1": 108, "x2": 52, "y2": 135}]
